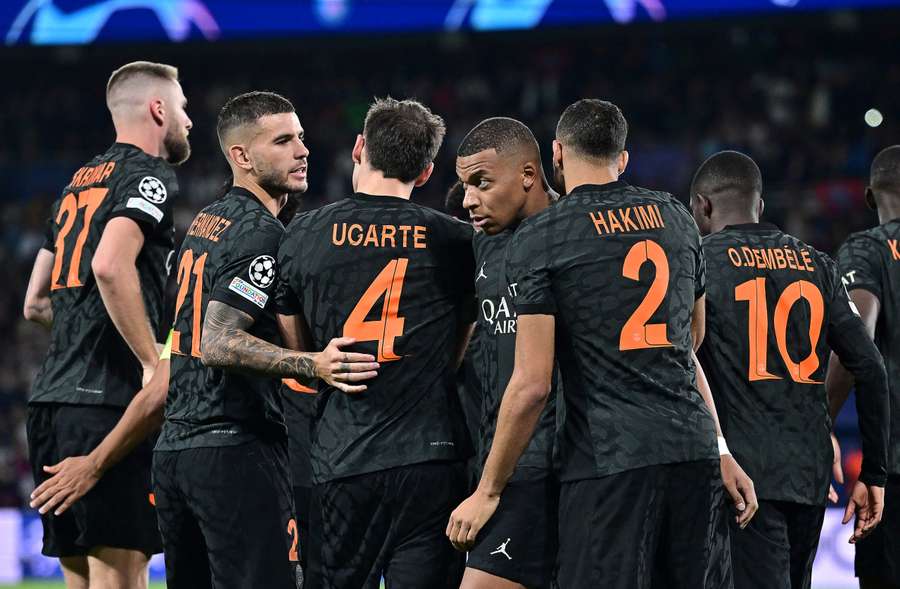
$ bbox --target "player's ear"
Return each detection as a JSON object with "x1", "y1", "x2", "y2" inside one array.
[
  {"x1": 522, "y1": 161, "x2": 538, "y2": 191},
  {"x1": 149, "y1": 98, "x2": 166, "y2": 128},
  {"x1": 352, "y1": 135, "x2": 364, "y2": 165},
  {"x1": 552, "y1": 140, "x2": 563, "y2": 170},
  {"x1": 414, "y1": 162, "x2": 434, "y2": 188},
  {"x1": 865, "y1": 186, "x2": 877, "y2": 210},
  {"x1": 757, "y1": 198, "x2": 765, "y2": 218},
  {"x1": 228, "y1": 144, "x2": 253, "y2": 171},
  {"x1": 617, "y1": 150, "x2": 629, "y2": 175}
]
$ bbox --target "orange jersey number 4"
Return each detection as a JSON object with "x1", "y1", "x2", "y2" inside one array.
[{"x1": 343, "y1": 258, "x2": 408, "y2": 362}]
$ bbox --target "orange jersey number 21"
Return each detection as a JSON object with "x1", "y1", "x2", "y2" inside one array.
[
  {"x1": 171, "y1": 249, "x2": 208, "y2": 358},
  {"x1": 343, "y1": 258, "x2": 408, "y2": 362}
]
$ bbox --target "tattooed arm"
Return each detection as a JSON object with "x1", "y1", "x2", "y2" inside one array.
[{"x1": 201, "y1": 301, "x2": 379, "y2": 393}]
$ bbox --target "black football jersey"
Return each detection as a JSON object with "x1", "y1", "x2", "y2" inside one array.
[
  {"x1": 699, "y1": 222, "x2": 875, "y2": 504},
  {"x1": 31, "y1": 143, "x2": 177, "y2": 407},
  {"x1": 837, "y1": 219, "x2": 900, "y2": 475},
  {"x1": 473, "y1": 229, "x2": 556, "y2": 473},
  {"x1": 276, "y1": 193, "x2": 476, "y2": 483},
  {"x1": 506, "y1": 181, "x2": 717, "y2": 482},
  {"x1": 156, "y1": 187, "x2": 286, "y2": 451},
  {"x1": 282, "y1": 379, "x2": 317, "y2": 489}
]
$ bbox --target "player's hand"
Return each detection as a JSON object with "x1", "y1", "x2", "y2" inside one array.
[
  {"x1": 29, "y1": 456, "x2": 102, "y2": 516},
  {"x1": 446, "y1": 490, "x2": 500, "y2": 552},
  {"x1": 721, "y1": 454, "x2": 758, "y2": 529},
  {"x1": 829, "y1": 433, "x2": 844, "y2": 504},
  {"x1": 314, "y1": 337, "x2": 379, "y2": 394},
  {"x1": 843, "y1": 481, "x2": 884, "y2": 543}
]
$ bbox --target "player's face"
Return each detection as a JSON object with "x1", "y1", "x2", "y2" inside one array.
[
  {"x1": 163, "y1": 81, "x2": 192, "y2": 165},
  {"x1": 249, "y1": 112, "x2": 309, "y2": 195},
  {"x1": 456, "y1": 149, "x2": 528, "y2": 235}
]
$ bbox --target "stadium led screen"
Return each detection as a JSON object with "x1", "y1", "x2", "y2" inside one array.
[{"x1": 3, "y1": 0, "x2": 899, "y2": 45}]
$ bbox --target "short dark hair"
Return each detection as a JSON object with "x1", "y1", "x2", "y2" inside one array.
[
  {"x1": 556, "y1": 99, "x2": 627, "y2": 161},
  {"x1": 217, "y1": 91, "x2": 295, "y2": 151},
  {"x1": 363, "y1": 97, "x2": 446, "y2": 183},
  {"x1": 691, "y1": 150, "x2": 762, "y2": 206},
  {"x1": 870, "y1": 145, "x2": 900, "y2": 196},
  {"x1": 457, "y1": 117, "x2": 539, "y2": 158}
]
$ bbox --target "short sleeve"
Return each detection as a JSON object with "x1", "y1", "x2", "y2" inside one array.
[
  {"x1": 209, "y1": 218, "x2": 283, "y2": 319},
  {"x1": 41, "y1": 215, "x2": 55, "y2": 252},
  {"x1": 506, "y1": 218, "x2": 556, "y2": 315},
  {"x1": 836, "y1": 235, "x2": 883, "y2": 301},
  {"x1": 446, "y1": 218, "x2": 476, "y2": 322},
  {"x1": 695, "y1": 234, "x2": 707, "y2": 300},
  {"x1": 275, "y1": 223, "x2": 304, "y2": 316},
  {"x1": 110, "y1": 165, "x2": 178, "y2": 233}
]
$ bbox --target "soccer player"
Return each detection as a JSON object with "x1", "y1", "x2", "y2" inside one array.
[
  {"x1": 22, "y1": 61, "x2": 190, "y2": 589},
  {"x1": 275, "y1": 97, "x2": 476, "y2": 588},
  {"x1": 448, "y1": 99, "x2": 757, "y2": 588},
  {"x1": 828, "y1": 145, "x2": 900, "y2": 589},
  {"x1": 453, "y1": 117, "x2": 558, "y2": 589},
  {"x1": 691, "y1": 150, "x2": 890, "y2": 589},
  {"x1": 151, "y1": 91, "x2": 378, "y2": 589}
]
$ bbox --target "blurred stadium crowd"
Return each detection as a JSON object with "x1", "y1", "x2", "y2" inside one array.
[{"x1": 1, "y1": 9, "x2": 897, "y2": 506}]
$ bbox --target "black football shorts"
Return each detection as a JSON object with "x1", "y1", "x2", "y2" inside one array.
[
  {"x1": 465, "y1": 467, "x2": 558, "y2": 588},
  {"x1": 557, "y1": 459, "x2": 726, "y2": 589},
  {"x1": 27, "y1": 403, "x2": 162, "y2": 557},
  {"x1": 152, "y1": 438, "x2": 298, "y2": 589}
]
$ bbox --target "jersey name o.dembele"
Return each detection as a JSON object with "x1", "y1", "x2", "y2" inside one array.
[
  {"x1": 473, "y1": 229, "x2": 556, "y2": 474},
  {"x1": 31, "y1": 142, "x2": 177, "y2": 407},
  {"x1": 837, "y1": 219, "x2": 900, "y2": 475},
  {"x1": 700, "y1": 223, "x2": 868, "y2": 504},
  {"x1": 157, "y1": 187, "x2": 286, "y2": 451},
  {"x1": 276, "y1": 193, "x2": 476, "y2": 484},
  {"x1": 506, "y1": 181, "x2": 717, "y2": 482}
]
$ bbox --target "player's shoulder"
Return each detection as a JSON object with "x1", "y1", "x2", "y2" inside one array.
[
  {"x1": 838, "y1": 223, "x2": 894, "y2": 255},
  {"x1": 111, "y1": 144, "x2": 176, "y2": 182}
]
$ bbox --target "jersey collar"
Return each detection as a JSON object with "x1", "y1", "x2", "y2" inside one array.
[
  {"x1": 723, "y1": 221, "x2": 780, "y2": 232},
  {"x1": 567, "y1": 180, "x2": 629, "y2": 195}
]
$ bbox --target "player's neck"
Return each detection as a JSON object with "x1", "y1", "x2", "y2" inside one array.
[
  {"x1": 877, "y1": 200, "x2": 900, "y2": 225},
  {"x1": 523, "y1": 188, "x2": 552, "y2": 218},
  {"x1": 232, "y1": 177, "x2": 284, "y2": 217},
  {"x1": 710, "y1": 212, "x2": 759, "y2": 235},
  {"x1": 562, "y1": 162, "x2": 620, "y2": 195},
  {"x1": 354, "y1": 172, "x2": 414, "y2": 200},
  {"x1": 114, "y1": 129, "x2": 161, "y2": 158}
]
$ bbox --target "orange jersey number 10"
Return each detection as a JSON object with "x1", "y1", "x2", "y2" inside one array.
[
  {"x1": 171, "y1": 249, "x2": 208, "y2": 358},
  {"x1": 343, "y1": 258, "x2": 408, "y2": 362},
  {"x1": 734, "y1": 278, "x2": 825, "y2": 384},
  {"x1": 620, "y1": 240, "x2": 674, "y2": 351},
  {"x1": 50, "y1": 187, "x2": 108, "y2": 290}
]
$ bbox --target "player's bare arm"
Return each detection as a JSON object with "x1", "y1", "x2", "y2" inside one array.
[
  {"x1": 30, "y1": 358, "x2": 171, "y2": 516},
  {"x1": 826, "y1": 289, "x2": 880, "y2": 419},
  {"x1": 23, "y1": 248, "x2": 55, "y2": 329},
  {"x1": 824, "y1": 289, "x2": 889, "y2": 543},
  {"x1": 694, "y1": 348, "x2": 759, "y2": 528},
  {"x1": 202, "y1": 300, "x2": 379, "y2": 392},
  {"x1": 93, "y1": 216, "x2": 159, "y2": 384},
  {"x1": 447, "y1": 313, "x2": 555, "y2": 551}
]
